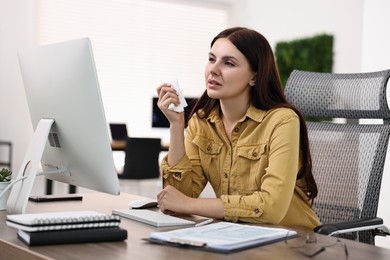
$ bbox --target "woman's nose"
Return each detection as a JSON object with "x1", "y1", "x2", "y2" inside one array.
[{"x1": 209, "y1": 63, "x2": 220, "y2": 76}]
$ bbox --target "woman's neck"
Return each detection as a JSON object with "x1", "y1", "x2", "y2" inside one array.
[
  {"x1": 220, "y1": 97, "x2": 250, "y2": 125},
  {"x1": 220, "y1": 98, "x2": 250, "y2": 141}
]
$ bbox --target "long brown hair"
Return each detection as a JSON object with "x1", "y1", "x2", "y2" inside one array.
[{"x1": 189, "y1": 27, "x2": 318, "y2": 200}]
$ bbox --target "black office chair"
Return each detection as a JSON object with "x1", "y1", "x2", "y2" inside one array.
[
  {"x1": 285, "y1": 69, "x2": 390, "y2": 244},
  {"x1": 120, "y1": 137, "x2": 161, "y2": 179}
]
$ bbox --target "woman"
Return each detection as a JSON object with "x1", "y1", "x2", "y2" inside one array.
[{"x1": 156, "y1": 27, "x2": 320, "y2": 229}]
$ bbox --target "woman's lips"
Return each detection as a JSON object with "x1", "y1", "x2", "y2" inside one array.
[{"x1": 207, "y1": 79, "x2": 222, "y2": 89}]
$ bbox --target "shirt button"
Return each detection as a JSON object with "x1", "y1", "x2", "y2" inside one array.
[
  {"x1": 234, "y1": 127, "x2": 239, "y2": 132},
  {"x1": 254, "y1": 208, "x2": 260, "y2": 214},
  {"x1": 253, "y1": 152, "x2": 258, "y2": 157},
  {"x1": 224, "y1": 173, "x2": 228, "y2": 178}
]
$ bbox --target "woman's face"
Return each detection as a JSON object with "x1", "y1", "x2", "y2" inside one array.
[{"x1": 205, "y1": 38, "x2": 255, "y2": 102}]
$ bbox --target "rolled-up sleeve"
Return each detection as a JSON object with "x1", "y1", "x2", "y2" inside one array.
[{"x1": 160, "y1": 118, "x2": 208, "y2": 198}]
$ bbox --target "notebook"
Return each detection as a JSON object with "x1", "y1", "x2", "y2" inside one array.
[
  {"x1": 112, "y1": 209, "x2": 195, "y2": 227},
  {"x1": 17, "y1": 227, "x2": 128, "y2": 246},
  {"x1": 6, "y1": 211, "x2": 120, "y2": 232}
]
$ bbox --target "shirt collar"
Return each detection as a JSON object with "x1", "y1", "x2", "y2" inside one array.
[{"x1": 207, "y1": 104, "x2": 267, "y2": 124}]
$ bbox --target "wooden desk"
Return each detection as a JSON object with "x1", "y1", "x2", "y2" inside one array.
[
  {"x1": 111, "y1": 140, "x2": 169, "y2": 152},
  {"x1": 0, "y1": 239, "x2": 51, "y2": 260},
  {"x1": 111, "y1": 140, "x2": 127, "y2": 151},
  {"x1": 1, "y1": 192, "x2": 390, "y2": 260}
]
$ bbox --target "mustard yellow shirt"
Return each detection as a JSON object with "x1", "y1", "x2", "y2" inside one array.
[{"x1": 161, "y1": 105, "x2": 320, "y2": 229}]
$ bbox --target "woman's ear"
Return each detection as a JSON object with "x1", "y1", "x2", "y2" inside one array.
[{"x1": 249, "y1": 74, "x2": 256, "y2": 86}]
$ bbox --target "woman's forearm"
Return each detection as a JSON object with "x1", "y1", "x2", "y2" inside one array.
[
  {"x1": 167, "y1": 121, "x2": 185, "y2": 166},
  {"x1": 187, "y1": 197, "x2": 225, "y2": 219}
]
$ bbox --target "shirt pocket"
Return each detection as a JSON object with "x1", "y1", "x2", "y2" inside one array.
[
  {"x1": 237, "y1": 143, "x2": 268, "y2": 194},
  {"x1": 192, "y1": 135, "x2": 223, "y2": 190}
]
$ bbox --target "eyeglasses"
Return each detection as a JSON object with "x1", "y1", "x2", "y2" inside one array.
[{"x1": 284, "y1": 228, "x2": 349, "y2": 258}]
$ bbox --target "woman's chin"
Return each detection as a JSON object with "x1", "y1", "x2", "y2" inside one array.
[{"x1": 206, "y1": 89, "x2": 222, "y2": 99}]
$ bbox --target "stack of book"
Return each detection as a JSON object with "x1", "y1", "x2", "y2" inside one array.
[{"x1": 6, "y1": 211, "x2": 127, "y2": 246}]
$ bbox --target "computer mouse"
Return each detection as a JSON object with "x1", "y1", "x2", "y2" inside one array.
[{"x1": 128, "y1": 198, "x2": 158, "y2": 209}]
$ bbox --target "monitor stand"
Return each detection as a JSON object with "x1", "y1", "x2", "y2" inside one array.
[{"x1": 6, "y1": 119, "x2": 67, "y2": 214}]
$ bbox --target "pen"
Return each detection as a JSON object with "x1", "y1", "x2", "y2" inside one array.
[{"x1": 195, "y1": 219, "x2": 213, "y2": 227}]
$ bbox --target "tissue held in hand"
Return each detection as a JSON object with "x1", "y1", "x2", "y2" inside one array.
[{"x1": 168, "y1": 80, "x2": 188, "y2": 112}]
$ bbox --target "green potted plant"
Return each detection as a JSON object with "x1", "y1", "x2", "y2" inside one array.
[{"x1": 0, "y1": 168, "x2": 12, "y2": 210}]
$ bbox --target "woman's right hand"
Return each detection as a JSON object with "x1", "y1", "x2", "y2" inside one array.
[{"x1": 156, "y1": 83, "x2": 185, "y2": 126}]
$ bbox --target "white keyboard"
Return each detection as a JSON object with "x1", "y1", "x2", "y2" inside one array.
[{"x1": 112, "y1": 209, "x2": 195, "y2": 227}]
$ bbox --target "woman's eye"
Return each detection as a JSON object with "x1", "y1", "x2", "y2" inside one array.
[
  {"x1": 225, "y1": 61, "x2": 235, "y2": 67},
  {"x1": 208, "y1": 57, "x2": 215, "y2": 62}
]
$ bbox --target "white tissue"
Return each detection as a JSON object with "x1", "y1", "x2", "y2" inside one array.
[{"x1": 168, "y1": 79, "x2": 188, "y2": 112}]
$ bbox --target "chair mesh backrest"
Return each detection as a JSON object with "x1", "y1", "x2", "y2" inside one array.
[
  {"x1": 285, "y1": 69, "x2": 390, "y2": 244},
  {"x1": 285, "y1": 69, "x2": 390, "y2": 119}
]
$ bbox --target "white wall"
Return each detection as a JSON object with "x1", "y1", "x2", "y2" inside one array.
[
  {"x1": 361, "y1": 0, "x2": 390, "y2": 72},
  {"x1": 0, "y1": 0, "x2": 34, "y2": 174},
  {"x1": 0, "y1": 0, "x2": 388, "y2": 248},
  {"x1": 229, "y1": 0, "x2": 364, "y2": 73}
]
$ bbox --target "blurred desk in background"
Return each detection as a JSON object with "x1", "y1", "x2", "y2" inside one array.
[
  {"x1": 111, "y1": 140, "x2": 127, "y2": 151},
  {"x1": 111, "y1": 140, "x2": 168, "y2": 152}
]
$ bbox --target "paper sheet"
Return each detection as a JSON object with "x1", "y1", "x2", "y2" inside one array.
[{"x1": 167, "y1": 79, "x2": 187, "y2": 112}]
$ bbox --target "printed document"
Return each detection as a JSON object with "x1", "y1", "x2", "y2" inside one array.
[{"x1": 149, "y1": 222, "x2": 296, "y2": 253}]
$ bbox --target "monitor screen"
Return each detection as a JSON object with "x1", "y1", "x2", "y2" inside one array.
[
  {"x1": 152, "y1": 97, "x2": 198, "y2": 128},
  {"x1": 109, "y1": 123, "x2": 128, "y2": 141},
  {"x1": 8, "y1": 38, "x2": 121, "y2": 214}
]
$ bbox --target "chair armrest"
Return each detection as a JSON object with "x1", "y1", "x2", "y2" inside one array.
[{"x1": 314, "y1": 217, "x2": 388, "y2": 236}]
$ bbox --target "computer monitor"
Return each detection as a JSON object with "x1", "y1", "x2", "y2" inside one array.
[{"x1": 7, "y1": 38, "x2": 121, "y2": 214}]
